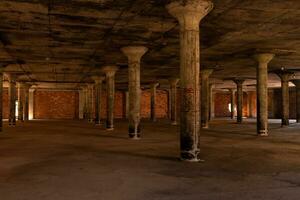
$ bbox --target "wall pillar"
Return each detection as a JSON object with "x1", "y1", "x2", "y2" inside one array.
[
  {"x1": 228, "y1": 89, "x2": 235, "y2": 119},
  {"x1": 254, "y1": 53, "x2": 274, "y2": 136},
  {"x1": 87, "y1": 84, "x2": 94, "y2": 123},
  {"x1": 150, "y1": 83, "x2": 159, "y2": 122},
  {"x1": 169, "y1": 78, "x2": 179, "y2": 125},
  {"x1": 0, "y1": 67, "x2": 5, "y2": 131},
  {"x1": 209, "y1": 84, "x2": 215, "y2": 121},
  {"x1": 166, "y1": 0, "x2": 213, "y2": 161},
  {"x1": 121, "y1": 46, "x2": 148, "y2": 139},
  {"x1": 7, "y1": 74, "x2": 17, "y2": 126},
  {"x1": 102, "y1": 66, "x2": 118, "y2": 131},
  {"x1": 291, "y1": 80, "x2": 300, "y2": 123},
  {"x1": 201, "y1": 69, "x2": 213, "y2": 128},
  {"x1": 233, "y1": 79, "x2": 245, "y2": 123},
  {"x1": 277, "y1": 71, "x2": 293, "y2": 126},
  {"x1": 17, "y1": 83, "x2": 24, "y2": 122},
  {"x1": 23, "y1": 84, "x2": 30, "y2": 121},
  {"x1": 28, "y1": 88, "x2": 35, "y2": 120}
]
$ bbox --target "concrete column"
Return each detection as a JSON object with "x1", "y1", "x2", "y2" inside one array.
[
  {"x1": 167, "y1": 0, "x2": 213, "y2": 161},
  {"x1": 254, "y1": 53, "x2": 274, "y2": 136},
  {"x1": 209, "y1": 84, "x2": 215, "y2": 121},
  {"x1": 23, "y1": 84, "x2": 30, "y2": 121},
  {"x1": 7, "y1": 74, "x2": 17, "y2": 126},
  {"x1": 121, "y1": 46, "x2": 148, "y2": 139},
  {"x1": 125, "y1": 91, "x2": 129, "y2": 119},
  {"x1": 83, "y1": 86, "x2": 89, "y2": 120},
  {"x1": 28, "y1": 88, "x2": 35, "y2": 120},
  {"x1": 228, "y1": 89, "x2": 235, "y2": 119},
  {"x1": 87, "y1": 84, "x2": 94, "y2": 123},
  {"x1": 201, "y1": 69, "x2": 213, "y2": 128},
  {"x1": 150, "y1": 83, "x2": 159, "y2": 122},
  {"x1": 0, "y1": 67, "x2": 4, "y2": 131},
  {"x1": 233, "y1": 79, "x2": 245, "y2": 123},
  {"x1": 17, "y1": 83, "x2": 24, "y2": 122},
  {"x1": 92, "y1": 76, "x2": 104, "y2": 125},
  {"x1": 277, "y1": 72, "x2": 293, "y2": 126},
  {"x1": 247, "y1": 91, "x2": 253, "y2": 118},
  {"x1": 102, "y1": 66, "x2": 118, "y2": 131},
  {"x1": 169, "y1": 78, "x2": 179, "y2": 125},
  {"x1": 292, "y1": 80, "x2": 300, "y2": 123}
]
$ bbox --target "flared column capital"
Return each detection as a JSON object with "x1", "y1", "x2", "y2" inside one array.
[
  {"x1": 233, "y1": 78, "x2": 245, "y2": 86},
  {"x1": 201, "y1": 69, "x2": 214, "y2": 78},
  {"x1": 102, "y1": 65, "x2": 119, "y2": 77},
  {"x1": 150, "y1": 82, "x2": 159, "y2": 89},
  {"x1": 169, "y1": 78, "x2": 179, "y2": 86},
  {"x1": 121, "y1": 46, "x2": 148, "y2": 62},
  {"x1": 166, "y1": 0, "x2": 213, "y2": 30},
  {"x1": 276, "y1": 71, "x2": 294, "y2": 82},
  {"x1": 254, "y1": 53, "x2": 275, "y2": 66},
  {"x1": 91, "y1": 76, "x2": 105, "y2": 84}
]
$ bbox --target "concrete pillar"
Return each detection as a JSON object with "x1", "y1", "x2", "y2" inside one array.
[
  {"x1": 7, "y1": 74, "x2": 17, "y2": 126},
  {"x1": 92, "y1": 76, "x2": 105, "y2": 125},
  {"x1": 121, "y1": 46, "x2": 148, "y2": 139},
  {"x1": 23, "y1": 84, "x2": 30, "y2": 121},
  {"x1": 254, "y1": 53, "x2": 274, "y2": 136},
  {"x1": 28, "y1": 88, "x2": 35, "y2": 120},
  {"x1": 233, "y1": 79, "x2": 245, "y2": 123},
  {"x1": 169, "y1": 78, "x2": 179, "y2": 125},
  {"x1": 17, "y1": 83, "x2": 24, "y2": 122},
  {"x1": 87, "y1": 84, "x2": 94, "y2": 123},
  {"x1": 209, "y1": 84, "x2": 215, "y2": 121},
  {"x1": 125, "y1": 91, "x2": 129, "y2": 119},
  {"x1": 228, "y1": 89, "x2": 235, "y2": 119},
  {"x1": 166, "y1": 0, "x2": 213, "y2": 161},
  {"x1": 78, "y1": 87, "x2": 84, "y2": 120},
  {"x1": 83, "y1": 86, "x2": 89, "y2": 120},
  {"x1": 0, "y1": 67, "x2": 4, "y2": 131},
  {"x1": 277, "y1": 71, "x2": 293, "y2": 126},
  {"x1": 201, "y1": 69, "x2": 213, "y2": 128},
  {"x1": 292, "y1": 80, "x2": 300, "y2": 123},
  {"x1": 102, "y1": 66, "x2": 118, "y2": 131},
  {"x1": 150, "y1": 83, "x2": 159, "y2": 122}
]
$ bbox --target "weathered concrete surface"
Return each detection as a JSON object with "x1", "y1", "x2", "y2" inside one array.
[
  {"x1": 255, "y1": 53, "x2": 274, "y2": 136},
  {"x1": 0, "y1": 119, "x2": 300, "y2": 200}
]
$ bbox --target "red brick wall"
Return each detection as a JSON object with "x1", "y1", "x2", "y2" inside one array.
[
  {"x1": 214, "y1": 92, "x2": 231, "y2": 117},
  {"x1": 34, "y1": 90, "x2": 78, "y2": 119},
  {"x1": 100, "y1": 91, "x2": 125, "y2": 119},
  {"x1": 3, "y1": 88, "x2": 9, "y2": 119},
  {"x1": 140, "y1": 90, "x2": 168, "y2": 119}
]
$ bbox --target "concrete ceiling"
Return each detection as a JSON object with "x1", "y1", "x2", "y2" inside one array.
[{"x1": 1, "y1": 0, "x2": 300, "y2": 89}]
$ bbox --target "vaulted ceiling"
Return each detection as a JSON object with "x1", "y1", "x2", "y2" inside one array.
[{"x1": 1, "y1": 0, "x2": 300, "y2": 90}]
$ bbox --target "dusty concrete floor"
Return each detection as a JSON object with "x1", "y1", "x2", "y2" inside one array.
[{"x1": 0, "y1": 118, "x2": 300, "y2": 200}]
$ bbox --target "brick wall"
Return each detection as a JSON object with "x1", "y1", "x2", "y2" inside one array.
[{"x1": 34, "y1": 90, "x2": 79, "y2": 119}]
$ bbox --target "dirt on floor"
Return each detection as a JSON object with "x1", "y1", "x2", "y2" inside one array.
[{"x1": 0, "y1": 118, "x2": 299, "y2": 200}]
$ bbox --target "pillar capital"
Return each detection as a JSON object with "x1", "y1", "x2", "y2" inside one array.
[
  {"x1": 150, "y1": 82, "x2": 159, "y2": 88},
  {"x1": 91, "y1": 76, "x2": 105, "y2": 84},
  {"x1": 169, "y1": 78, "x2": 179, "y2": 86},
  {"x1": 121, "y1": 46, "x2": 148, "y2": 62},
  {"x1": 102, "y1": 65, "x2": 118, "y2": 77},
  {"x1": 254, "y1": 53, "x2": 274, "y2": 65},
  {"x1": 201, "y1": 69, "x2": 214, "y2": 78},
  {"x1": 276, "y1": 71, "x2": 294, "y2": 82},
  {"x1": 5, "y1": 73, "x2": 17, "y2": 82},
  {"x1": 166, "y1": 0, "x2": 213, "y2": 30},
  {"x1": 233, "y1": 78, "x2": 245, "y2": 85}
]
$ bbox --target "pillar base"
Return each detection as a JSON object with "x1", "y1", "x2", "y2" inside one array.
[
  {"x1": 257, "y1": 130, "x2": 268, "y2": 137},
  {"x1": 129, "y1": 133, "x2": 141, "y2": 140},
  {"x1": 180, "y1": 150, "x2": 203, "y2": 162},
  {"x1": 171, "y1": 121, "x2": 178, "y2": 126},
  {"x1": 106, "y1": 127, "x2": 114, "y2": 131}
]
